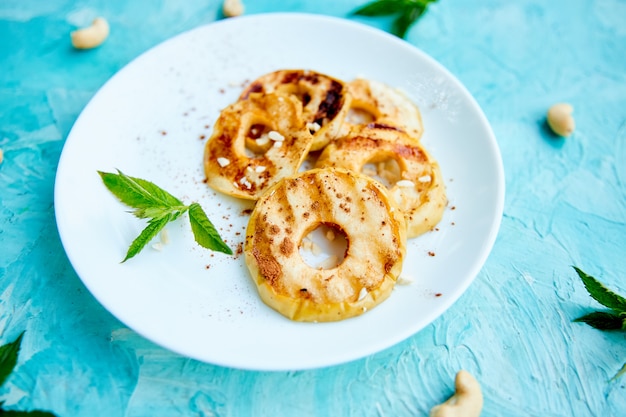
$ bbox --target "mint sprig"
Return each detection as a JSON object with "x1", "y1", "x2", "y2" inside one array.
[
  {"x1": 0, "y1": 332, "x2": 23, "y2": 388},
  {"x1": 574, "y1": 311, "x2": 626, "y2": 330},
  {"x1": 98, "y1": 170, "x2": 232, "y2": 261},
  {"x1": 0, "y1": 332, "x2": 58, "y2": 416},
  {"x1": 573, "y1": 266, "x2": 626, "y2": 380},
  {"x1": 574, "y1": 266, "x2": 626, "y2": 314},
  {"x1": 351, "y1": 0, "x2": 439, "y2": 39}
]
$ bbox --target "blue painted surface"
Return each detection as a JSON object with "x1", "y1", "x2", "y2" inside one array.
[{"x1": 1, "y1": 0, "x2": 626, "y2": 415}]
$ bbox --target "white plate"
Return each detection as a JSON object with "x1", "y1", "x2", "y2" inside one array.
[{"x1": 54, "y1": 13, "x2": 504, "y2": 371}]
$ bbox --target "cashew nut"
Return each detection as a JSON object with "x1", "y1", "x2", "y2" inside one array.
[
  {"x1": 71, "y1": 17, "x2": 110, "y2": 49},
  {"x1": 547, "y1": 103, "x2": 575, "y2": 137},
  {"x1": 429, "y1": 370, "x2": 483, "y2": 417},
  {"x1": 223, "y1": 0, "x2": 245, "y2": 17}
]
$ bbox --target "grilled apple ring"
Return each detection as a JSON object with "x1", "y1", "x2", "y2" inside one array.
[
  {"x1": 240, "y1": 69, "x2": 351, "y2": 151},
  {"x1": 244, "y1": 167, "x2": 407, "y2": 322},
  {"x1": 204, "y1": 92, "x2": 314, "y2": 200},
  {"x1": 316, "y1": 124, "x2": 446, "y2": 238},
  {"x1": 344, "y1": 78, "x2": 423, "y2": 140}
]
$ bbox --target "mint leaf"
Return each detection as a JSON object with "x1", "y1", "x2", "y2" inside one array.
[
  {"x1": 351, "y1": 0, "x2": 438, "y2": 38},
  {"x1": 0, "y1": 332, "x2": 23, "y2": 387},
  {"x1": 352, "y1": 0, "x2": 411, "y2": 16},
  {"x1": 0, "y1": 335, "x2": 59, "y2": 417},
  {"x1": 122, "y1": 214, "x2": 172, "y2": 262},
  {"x1": 574, "y1": 311, "x2": 626, "y2": 330},
  {"x1": 392, "y1": 4, "x2": 425, "y2": 38},
  {"x1": 132, "y1": 205, "x2": 186, "y2": 220},
  {"x1": 126, "y1": 174, "x2": 184, "y2": 208},
  {"x1": 0, "y1": 332, "x2": 56, "y2": 417},
  {"x1": 0, "y1": 409, "x2": 58, "y2": 416},
  {"x1": 188, "y1": 203, "x2": 233, "y2": 255},
  {"x1": 574, "y1": 266, "x2": 626, "y2": 313},
  {"x1": 98, "y1": 170, "x2": 183, "y2": 211}
]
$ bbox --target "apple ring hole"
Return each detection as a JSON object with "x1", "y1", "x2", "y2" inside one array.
[
  {"x1": 299, "y1": 223, "x2": 348, "y2": 270},
  {"x1": 361, "y1": 156, "x2": 402, "y2": 188},
  {"x1": 245, "y1": 123, "x2": 273, "y2": 157},
  {"x1": 345, "y1": 107, "x2": 375, "y2": 125},
  {"x1": 276, "y1": 84, "x2": 313, "y2": 108}
]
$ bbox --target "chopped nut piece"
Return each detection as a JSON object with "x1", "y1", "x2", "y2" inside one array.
[
  {"x1": 302, "y1": 237, "x2": 323, "y2": 256},
  {"x1": 358, "y1": 287, "x2": 368, "y2": 301},
  {"x1": 306, "y1": 122, "x2": 321, "y2": 132},
  {"x1": 239, "y1": 176, "x2": 252, "y2": 189},
  {"x1": 268, "y1": 130, "x2": 285, "y2": 142},
  {"x1": 160, "y1": 229, "x2": 170, "y2": 245},
  {"x1": 396, "y1": 179, "x2": 415, "y2": 188},
  {"x1": 256, "y1": 135, "x2": 270, "y2": 146},
  {"x1": 217, "y1": 157, "x2": 230, "y2": 167}
]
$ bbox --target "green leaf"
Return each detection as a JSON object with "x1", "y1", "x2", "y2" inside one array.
[
  {"x1": 188, "y1": 203, "x2": 233, "y2": 255},
  {"x1": 0, "y1": 332, "x2": 23, "y2": 387},
  {"x1": 0, "y1": 409, "x2": 59, "y2": 416},
  {"x1": 128, "y1": 175, "x2": 184, "y2": 208},
  {"x1": 100, "y1": 170, "x2": 232, "y2": 260},
  {"x1": 98, "y1": 170, "x2": 183, "y2": 211},
  {"x1": 391, "y1": 4, "x2": 425, "y2": 38},
  {"x1": 574, "y1": 311, "x2": 626, "y2": 330},
  {"x1": 351, "y1": 0, "x2": 438, "y2": 39},
  {"x1": 352, "y1": 0, "x2": 411, "y2": 16},
  {"x1": 131, "y1": 205, "x2": 186, "y2": 220},
  {"x1": 122, "y1": 214, "x2": 172, "y2": 262},
  {"x1": 574, "y1": 266, "x2": 626, "y2": 313}
]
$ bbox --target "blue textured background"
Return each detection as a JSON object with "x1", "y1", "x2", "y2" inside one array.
[{"x1": 1, "y1": 0, "x2": 625, "y2": 415}]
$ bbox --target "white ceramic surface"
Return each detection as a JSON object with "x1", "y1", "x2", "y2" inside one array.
[{"x1": 54, "y1": 13, "x2": 504, "y2": 371}]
